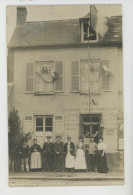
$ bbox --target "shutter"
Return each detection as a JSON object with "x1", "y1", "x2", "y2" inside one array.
[
  {"x1": 54, "y1": 61, "x2": 63, "y2": 92},
  {"x1": 26, "y1": 63, "x2": 34, "y2": 93},
  {"x1": 71, "y1": 61, "x2": 80, "y2": 91},
  {"x1": 101, "y1": 60, "x2": 110, "y2": 91}
]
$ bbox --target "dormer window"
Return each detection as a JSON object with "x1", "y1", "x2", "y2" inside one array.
[{"x1": 81, "y1": 21, "x2": 98, "y2": 42}]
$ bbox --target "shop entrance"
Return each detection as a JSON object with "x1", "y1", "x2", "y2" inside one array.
[{"x1": 80, "y1": 114, "x2": 102, "y2": 144}]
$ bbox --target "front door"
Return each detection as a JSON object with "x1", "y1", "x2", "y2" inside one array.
[
  {"x1": 80, "y1": 114, "x2": 102, "y2": 144},
  {"x1": 34, "y1": 115, "x2": 53, "y2": 147}
]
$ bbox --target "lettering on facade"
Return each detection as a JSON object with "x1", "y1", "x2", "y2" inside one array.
[{"x1": 63, "y1": 106, "x2": 118, "y2": 112}]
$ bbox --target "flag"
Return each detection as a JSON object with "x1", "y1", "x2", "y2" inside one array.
[
  {"x1": 90, "y1": 5, "x2": 108, "y2": 37},
  {"x1": 90, "y1": 5, "x2": 98, "y2": 31},
  {"x1": 102, "y1": 65, "x2": 114, "y2": 76}
]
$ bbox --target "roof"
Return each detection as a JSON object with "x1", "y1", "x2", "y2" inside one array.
[
  {"x1": 103, "y1": 16, "x2": 122, "y2": 43},
  {"x1": 8, "y1": 15, "x2": 122, "y2": 48}
]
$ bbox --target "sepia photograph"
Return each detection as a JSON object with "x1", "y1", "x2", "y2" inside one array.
[{"x1": 7, "y1": 4, "x2": 124, "y2": 187}]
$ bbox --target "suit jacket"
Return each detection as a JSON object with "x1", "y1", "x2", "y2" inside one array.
[
  {"x1": 53, "y1": 141, "x2": 64, "y2": 155},
  {"x1": 19, "y1": 144, "x2": 30, "y2": 158},
  {"x1": 64, "y1": 142, "x2": 75, "y2": 156},
  {"x1": 43, "y1": 142, "x2": 53, "y2": 155}
]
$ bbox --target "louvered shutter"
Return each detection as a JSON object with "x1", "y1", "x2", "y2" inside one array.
[
  {"x1": 26, "y1": 63, "x2": 34, "y2": 93},
  {"x1": 101, "y1": 60, "x2": 110, "y2": 91},
  {"x1": 71, "y1": 61, "x2": 80, "y2": 91},
  {"x1": 54, "y1": 61, "x2": 63, "y2": 92}
]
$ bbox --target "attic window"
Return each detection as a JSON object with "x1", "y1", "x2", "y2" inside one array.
[{"x1": 81, "y1": 21, "x2": 97, "y2": 42}]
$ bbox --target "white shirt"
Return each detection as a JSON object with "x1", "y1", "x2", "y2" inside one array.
[
  {"x1": 98, "y1": 142, "x2": 107, "y2": 150},
  {"x1": 67, "y1": 141, "x2": 70, "y2": 150}
]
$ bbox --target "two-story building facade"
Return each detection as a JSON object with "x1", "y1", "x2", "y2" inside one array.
[{"x1": 8, "y1": 6, "x2": 123, "y2": 169}]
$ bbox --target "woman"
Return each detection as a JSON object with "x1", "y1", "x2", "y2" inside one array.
[
  {"x1": 64, "y1": 136, "x2": 75, "y2": 173},
  {"x1": 74, "y1": 137, "x2": 87, "y2": 171},
  {"x1": 97, "y1": 137, "x2": 108, "y2": 173},
  {"x1": 30, "y1": 139, "x2": 42, "y2": 171}
]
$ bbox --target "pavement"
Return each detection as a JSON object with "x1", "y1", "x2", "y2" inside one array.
[{"x1": 9, "y1": 170, "x2": 124, "y2": 186}]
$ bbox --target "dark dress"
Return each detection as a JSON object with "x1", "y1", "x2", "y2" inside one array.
[
  {"x1": 97, "y1": 142, "x2": 108, "y2": 173},
  {"x1": 30, "y1": 144, "x2": 42, "y2": 170},
  {"x1": 64, "y1": 142, "x2": 75, "y2": 169}
]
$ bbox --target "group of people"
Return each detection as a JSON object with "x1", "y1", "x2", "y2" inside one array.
[{"x1": 19, "y1": 135, "x2": 108, "y2": 173}]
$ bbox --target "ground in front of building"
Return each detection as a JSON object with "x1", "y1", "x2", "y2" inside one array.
[{"x1": 9, "y1": 170, "x2": 124, "y2": 186}]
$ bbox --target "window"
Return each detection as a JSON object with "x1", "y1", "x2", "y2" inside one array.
[
  {"x1": 35, "y1": 116, "x2": 53, "y2": 132},
  {"x1": 26, "y1": 61, "x2": 64, "y2": 94},
  {"x1": 36, "y1": 117, "x2": 43, "y2": 132},
  {"x1": 35, "y1": 61, "x2": 54, "y2": 93},
  {"x1": 81, "y1": 21, "x2": 97, "y2": 42},
  {"x1": 80, "y1": 59, "x2": 101, "y2": 93},
  {"x1": 45, "y1": 117, "x2": 53, "y2": 132},
  {"x1": 81, "y1": 114, "x2": 101, "y2": 139}
]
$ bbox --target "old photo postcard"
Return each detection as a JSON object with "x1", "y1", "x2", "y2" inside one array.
[{"x1": 7, "y1": 4, "x2": 124, "y2": 186}]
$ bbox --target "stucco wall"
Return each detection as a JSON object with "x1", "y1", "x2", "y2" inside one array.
[{"x1": 12, "y1": 46, "x2": 123, "y2": 152}]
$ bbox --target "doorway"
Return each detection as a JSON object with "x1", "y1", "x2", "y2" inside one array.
[
  {"x1": 34, "y1": 115, "x2": 53, "y2": 147},
  {"x1": 80, "y1": 114, "x2": 102, "y2": 144}
]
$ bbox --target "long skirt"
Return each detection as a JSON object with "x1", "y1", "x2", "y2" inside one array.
[
  {"x1": 97, "y1": 150, "x2": 108, "y2": 173},
  {"x1": 30, "y1": 152, "x2": 42, "y2": 170},
  {"x1": 75, "y1": 149, "x2": 87, "y2": 170},
  {"x1": 66, "y1": 151, "x2": 75, "y2": 168}
]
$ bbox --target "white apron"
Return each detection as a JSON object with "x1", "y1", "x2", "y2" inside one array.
[
  {"x1": 75, "y1": 149, "x2": 87, "y2": 170},
  {"x1": 66, "y1": 151, "x2": 75, "y2": 168},
  {"x1": 30, "y1": 152, "x2": 42, "y2": 169}
]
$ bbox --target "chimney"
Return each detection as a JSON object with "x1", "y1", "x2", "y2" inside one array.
[{"x1": 17, "y1": 6, "x2": 27, "y2": 26}]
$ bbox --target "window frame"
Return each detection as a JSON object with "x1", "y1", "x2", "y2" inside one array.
[
  {"x1": 81, "y1": 22, "x2": 99, "y2": 43},
  {"x1": 34, "y1": 61, "x2": 54, "y2": 95},
  {"x1": 80, "y1": 59, "x2": 101, "y2": 94},
  {"x1": 35, "y1": 115, "x2": 53, "y2": 133}
]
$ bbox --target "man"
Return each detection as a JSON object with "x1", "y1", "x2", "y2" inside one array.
[
  {"x1": 42, "y1": 136, "x2": 53, "y2": 172},
  {"x1": 64, "y1": 136, "x2": 75, "y2": 173},
  {"x1": 87, "y1": 137, "x2": 98, "y2": 172},
  {"x1": 19, "y1": 141, "x2": 30, "y2": 172},
  {"x1": 53, "y1": 136, "x2": 64, "y2": 172}
]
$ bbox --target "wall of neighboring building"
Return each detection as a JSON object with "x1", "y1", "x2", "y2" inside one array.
[
  {"x1": 7, "y1": 49, "x2": 14, "y2": 82},
  {"x1": 12, "y1": 45, "x2": 122, "y2": 155}
]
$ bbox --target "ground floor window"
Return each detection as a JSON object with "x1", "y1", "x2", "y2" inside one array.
[
  {"x1": 35, "y1": 116, "x2": 53, "y2": 132},
  {"x1": 81, "y1": 114, "x2": 101, "y2": 139}
]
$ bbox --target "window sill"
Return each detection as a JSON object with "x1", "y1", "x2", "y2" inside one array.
[
  {"x1": 34, "y1": 92, "x2": 54, "y2": 95},
  {"x1": 80, "y1": 91, "x2": 101, "y2": 95},
  {"x1": 101, "y1": 90, "x2": 111, "y2": 92},
  {"x1": 81, "y1": 40, "x2": 98, "y2": 43}
]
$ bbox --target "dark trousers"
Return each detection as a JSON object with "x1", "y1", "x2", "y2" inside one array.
[
  {"x1": 89, "y1": 154, "x2": 96, "y2": 171},
  {"x1": 45, "y1": 154, "x2": 53, "y2": 171},
  {"x1": 54, "y1": 153, "x2": 64, "y2": 171},
  {"x1": 42, "y1": 153, "x2": 53, "y2": 171}
]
